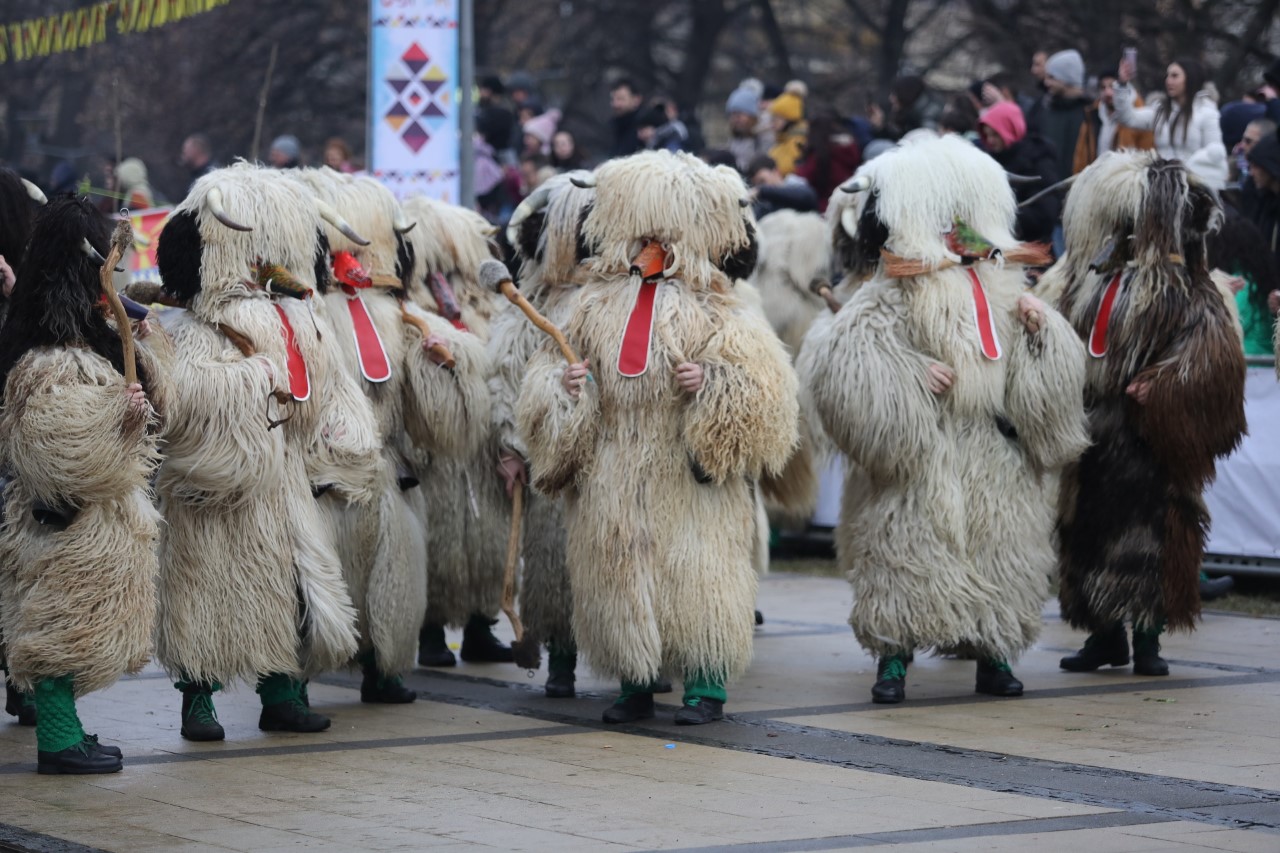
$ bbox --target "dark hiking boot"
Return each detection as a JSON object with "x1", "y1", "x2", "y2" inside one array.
[
  {"x1": 602, "y1": 692, "x2": 654, "y2": 724},
  {"x1": 259, "y1": 698, "x2": 331, "y2": 733},
  {"x1": 1132, "y1": 628, "x2": 1170, "y2": 676},
  {"x1": 83, "y1": 734, "x2": 122, "y2": 758},
  {"x1": 418, "y1": 623, "x2": 456, "y2": 667},
  {"x1": 360, "y1": 668, "x2": 417, "y2": 704},
  {"x1": 37, "y1": 741, "x2": 122, "y2": 775},
  {"x1": 5, "y1": 682, "x2": 36, "y2": 726},
  {"x1": 871, "y1": 655, "x2": 907, "y2": 704},
  {"x1": 544, "y1": 670, "x2": 576, "y2": 699},
  {"x1": 460, "y1": 614, "x2": 514, "y2": 663},
  {"x1": 1060, "y1": 625, "x2": 1130, "y2": 672},
  {"x1": 674, "y1": 696, "x2": 725, "y2": 725},
  {"x1": 975, "y1": 659, "x2": 1024, "y2": 697},
  {"x1": 180, "y1": 685, "x2": 225, "y2": 742}
]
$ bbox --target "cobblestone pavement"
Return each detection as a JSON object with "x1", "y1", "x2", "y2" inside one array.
[{"x1": 1, "y1": 573, "x2": 1278, "y2": 851}]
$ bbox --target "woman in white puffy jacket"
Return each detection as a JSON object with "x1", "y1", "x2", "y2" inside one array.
[{"x1": 1113, "y1": 56, "x2": 1228, "y2": 191}]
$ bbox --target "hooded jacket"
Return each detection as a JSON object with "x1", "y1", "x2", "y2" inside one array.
[{"x1": 1111, "y1": 84, "x2": 1228, "y2": 190}]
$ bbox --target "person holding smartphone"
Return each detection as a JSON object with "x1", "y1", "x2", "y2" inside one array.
[{"x1": 1112, "y1": 52, "x2": 1228, "y2": 190}]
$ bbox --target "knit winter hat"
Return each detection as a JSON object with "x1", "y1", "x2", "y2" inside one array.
[
  {"x1": 978, "y1": 102, "x2": 1027, "y2": 147},
  {"x1": 523, "y1": 109, "x2": 562, "y2": 152},
  {"x1": 769, "y1": 80, "x2": 808, "y2": 123},
  {"x1": 115, "y1": 157, "x2": 148, "y2": 192},
  {"x1": 1247, "y1": 132, "x2": 1280, "y2": 177},
  {"x1": 1045, "y1": 50, "x2": 1085, "y2": 90},
  {"x1": 270, "y1": 135, "x2": 300, "y2": 160},
  {"x1": 726, "y1": 86, "x2": 760, "y2": 117}
]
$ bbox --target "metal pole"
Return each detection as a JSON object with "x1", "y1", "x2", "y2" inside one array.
[{"x1": 458, "y1": 0, "x2": 476, "y2": 208}]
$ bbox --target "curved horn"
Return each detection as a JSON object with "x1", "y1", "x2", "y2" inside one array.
[
  {"x1": 504, "y1": 182, "x2": 555, "y2": 247},
  {"x1": 1005, "y1": 171, "x2": 1041, "y2": 185},
  {"x1": 839, "y1": 175, "x2": 871, "y2": 194},
  {"x1": 569, "y1": 175, "x2": 597, "y2": 190},
  {"x1": 392, "y1": 211, "x2": 417, "y2": 234},
  {"x1": 1017, "y1": 174, "x2": 1077, "y2": 209},
  {"x1": 840, "y1": 207, "x2": 858, "y2": 240},
  {"x1": 315, "y1": 198, "x2": 371, "y2": 246},
  {"x1": 20, "y1": 178, "x2": 46, "y2": 205},
  {"x1": 205, "y1": 187, "x2": 254, "y2": 232},
  {"x1": 80, "y1": 238, "x2": 107, "y2": 266}
]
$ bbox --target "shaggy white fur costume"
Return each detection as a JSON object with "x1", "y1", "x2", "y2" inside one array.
[
  {"x1": 155, "y1": 164, "x2": 368, "y2": 685},
  {"x1": 517, "y1": 151, "x2": 799, "y2": 685},
  {"x1": 799, "y1": 135, "x2": 1089, "y2": 660},
  {"x1": 0, "y1": 337, "x2": 169, "y2": 695},
  {"x1": 489, "y1": 172, "x2": 594, "y2": 648},
  {"x1": 400, "y1": 196, "x2": 502, "y2": 628},
  {"x1": 296, "y1": 170, "x2": 489, "y2": 675}
]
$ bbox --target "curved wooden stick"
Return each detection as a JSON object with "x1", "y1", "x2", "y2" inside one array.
[
  {"x1": 499, "y1": 281, "x2": 580, "y2": 364},
  {"x1": 500, "y1": 480, "x2": 525, "y2": 642},
  {"x1": 398, "y1": 299, "x2": 457, "y2": 369},
  {"x1": 809, "y1": 279, "x2": 841, "y2": 314},
  {"x1": 100, "y1": 219, "x2": 137, "y2": 385}
]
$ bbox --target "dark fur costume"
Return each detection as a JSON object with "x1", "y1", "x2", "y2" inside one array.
[
  {"x1": 0, "y1": 195, "x2": 146, "y2": 396},
  {"x1": 1055, "y1": 158, "x2": 1247, "y2": 633},
  {"x1": 0, "y1": 168, "x2": 38, "y2": 272}
]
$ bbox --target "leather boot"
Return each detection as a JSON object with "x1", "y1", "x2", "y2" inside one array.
[
  {"x1": 418, "y1": 623, "x2": 456, "y2": 667},
  {"x1": 1132, "y1": 626, "x2": 1170, "y2": 676},
  {"x1": 360, "y1": 654, "x2": 417, "y2": 704},
  {"x1": 674, "y1": 696, "x2": 724, "y2": 725},
  {"x1": 180, "y1": 683, "x2": 225, "y2": 742},
  {"x1": 871, "y1": 654, "x2": 908, "y2": 704},
  {"x1": 460, "y1": 614, "x2": 514, "y2": 663},
  {"x1": 5, "y1": 682, "x2": 36, "y2": 726},
  {"x1": 975, "y1": 659, "x2": 1024, "y2": 696},
  {"x1": 258, "y1": 675, "x2": 330, "y2": 733},
  {"x1": 1060, "y1": 624, "x2": 1129, "y2": 672},
  {"x1": 37, "y1": 740, "x2": 121, "y2": 775},
  {"x1": 82, "y1": 734, "x2": 122, "y2": 758},
  {"x1": 602, "y1": 692, "x2": 654, "y2": 724},
  {"x1": 544, "y1": 645, "x2": 577, "y2": 699}
]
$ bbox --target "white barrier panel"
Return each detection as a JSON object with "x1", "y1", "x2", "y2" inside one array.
[{"x1": 1205, "y1": 366, "x2": 1280, "y2": 559}]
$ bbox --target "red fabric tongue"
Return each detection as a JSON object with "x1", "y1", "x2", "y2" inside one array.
[
  {"x1": 618, "y1": 280, "x2": 660, "y2": 377},
  {"x1": 1089, "y1": 271, "x2": 1125, "y2": 358},
  {"x1": 274, "y1": 304, "x2": 311, "y2": 401},
  {"x1": 333, "y1": 251, "x2": 372, "y2": 290},
  {"x1": 346, "y1": 294, "x2": 392, "y2": 383},
  {"x1": 967, "y1": 269, "x2": 1002, "y2": 360}
]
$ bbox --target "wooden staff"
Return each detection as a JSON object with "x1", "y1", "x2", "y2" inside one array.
[
  {"x1": 398, "y1": 299, "x2": 456, "y2": 369},
  {"x1": 249, "y1": 42, "x2": 279, "y2": 163},
  {"x1": 99, "y1": 219, "x2": 137, "y2": 384},
  {"x1": 217, "y1": 323, "x2": 293, "y2": 407},
  {"x1": 501, "y1": 480, "x2": 540, "y2": 670},
  {"x1": 809, "y1": 279, "x2": 842, "y2": 314},
  {"x1": 479, "y1": 259, "x2": 581, "y2": 364}
]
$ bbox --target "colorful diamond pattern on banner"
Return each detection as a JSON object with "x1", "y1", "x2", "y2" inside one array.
[{"x1": 382, "y1": 41, "x2": 451, "y2": 155}]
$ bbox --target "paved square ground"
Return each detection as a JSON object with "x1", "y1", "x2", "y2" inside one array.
[{"x1": 1, "y1": 572, "x2": 1277, "y2": 851}]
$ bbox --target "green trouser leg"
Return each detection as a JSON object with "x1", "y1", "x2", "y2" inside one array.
[
  {"x1": 682, "y1": 671, "x2": 727, "y2": 704},
  {"x1": 33, "y1": 675, "x2": 83, "y2": 753},
  {"x1": 256, "y1": 672, "x2": 301, "y2": 708},
  {"x1": 547, "y1": 639, "x2": 577, "y2": 675}
]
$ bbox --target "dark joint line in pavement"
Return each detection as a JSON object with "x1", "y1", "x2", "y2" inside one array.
[{"x1": 639, "y1": 811, "x2": 1179, "y2": 852}]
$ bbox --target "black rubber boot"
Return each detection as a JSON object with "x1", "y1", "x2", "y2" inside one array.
[
  {"x1": 258, "y1": 675, "x2": 331, "y2": 733},
  {"x1": 674, "y1": 696, "x2": 725, "y2": 725},
  {"x1": 460, "y1": 614, "x2": 514, "y2": 663},
  {"x1": 418, "y1": 622, "x2": 456, "y2": 667},
  {"x1": 871, "y1": 654, "x2": 908, "y2": 704},
  {"x1": 975, "y1": 658, "x2": 1024, "y2": 697},
  {"x1": 544, "y1": 644, "x2": 577, "y2": 699},
  {"x1": 1060, "y1": 624, "x2": 1129, "y2": 672},
  {"x1": 602, "y1": 691, "x2": 655, "y2": 724},
  {"x1": 82, "y1": 734, "x2": 122, "y2": 758},
  {"x1": 1132, "y1": 625, "x2": 1170, "y2": 676},
  {"x1": 179, "y1": 683, "x2": 225, "y2": 742},
  {"x1": 5, "y1": 682, "x2": 36, "y2": 726},
  {"x1": 360, "y1": 652, "x2": 417, "y2": 704},
  {"x1": 37, "y1": 740, "x2": 121, "y2": 775}
]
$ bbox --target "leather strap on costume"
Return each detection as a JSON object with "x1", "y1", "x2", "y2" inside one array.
[
  {"x1": 967, "y1": 268, "x2": 1001, "y2": 361},
  {"x1": 428, "y1": 272, "x2": 468, "y2": 332},
  {"x1": 1088, "y1": 271, "x2": 1125, "y2": 358},
  {"x1": 618, "y1": 241, "x2": 668, "y2": 378},
  {"x1": 333, "y1": 252, "x2": 392, "y2": 383},
  {"x1": 274, "y1": 304, "x2": 311, "y2": 401}
]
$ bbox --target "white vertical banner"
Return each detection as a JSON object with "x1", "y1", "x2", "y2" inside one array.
[{"x1": 368, "y1": 0, "x2": 460, "y2": 202}]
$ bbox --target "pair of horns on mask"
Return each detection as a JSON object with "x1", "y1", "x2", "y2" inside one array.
[
  {"x1": 203, "y1": 187, "x2": 416, "y2": 245},
  {"x1": 834, "y1": 171, "x2": 1056, "y2": 237}
]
